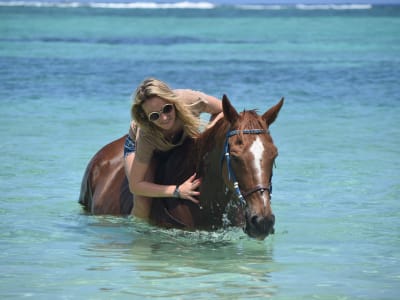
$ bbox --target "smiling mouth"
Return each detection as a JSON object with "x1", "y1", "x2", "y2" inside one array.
[{"x1": 158, "y1": 118, "x2": 173, "y2": 127}]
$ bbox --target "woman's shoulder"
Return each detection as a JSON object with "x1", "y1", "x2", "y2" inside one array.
[
  {"x1": 174, "y1": 89, "x2": 209, "y2": 105},
  {"x1": 174, "y1": 90, "x2": 208, "y2": 116}
]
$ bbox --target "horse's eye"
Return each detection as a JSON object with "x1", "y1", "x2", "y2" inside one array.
[{"x1": 234, "y1": 139, "x2": 243, "y2": 146}]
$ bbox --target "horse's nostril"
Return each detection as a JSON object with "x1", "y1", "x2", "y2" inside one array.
[
  {"x1": 251, "y1": 215, "x2": 259, "y2": 226},
  {"x1": 251, "y1": 215, "x2": 274, "y2": 224},
  {"x1": 250, "y1": 214, "x2": 275, "y2": 231}
]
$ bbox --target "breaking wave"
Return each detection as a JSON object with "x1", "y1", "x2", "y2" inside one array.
[
  {"x1": 0, "y1": 1, "x2": 374, "y2": 10},
  {"x1": 0, "y1": 1, "x2": 215, "y2": 9}
]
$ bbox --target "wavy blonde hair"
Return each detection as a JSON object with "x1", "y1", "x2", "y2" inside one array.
[{"x1": 131, "y1": 78, "x2": 201, "y2": 146}]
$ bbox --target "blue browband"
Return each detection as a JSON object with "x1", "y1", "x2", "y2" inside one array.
[{"x1": 222, "y1": 129, "x2": 271, "y2": 206}]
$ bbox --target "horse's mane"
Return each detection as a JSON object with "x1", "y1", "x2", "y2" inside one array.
[
  {"x1": 196, "y1": 117, "x2": 229, "y2": 156},
  {"x1": 236, "y1": 109, "x2": 267, "y2": 132}
]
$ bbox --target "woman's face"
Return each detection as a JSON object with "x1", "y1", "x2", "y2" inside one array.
[{"x1": 142, "y1": 96, "x2": 176, "y2": 131}]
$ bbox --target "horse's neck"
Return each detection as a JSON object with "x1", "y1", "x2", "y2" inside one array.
[
  {"x1": 201, "y1": 145, "x2": 223, "y2": 177},
  {"x1": 196, "y1": 119, "x2": 229, "y2": 175},
  {"x1": 197, "y1": 132, "x2": 231, "y2": 216}
]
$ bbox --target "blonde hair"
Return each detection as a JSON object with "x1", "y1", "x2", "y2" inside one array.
[{"x1": 131, "y1": 78, "x2": 201, "y2": 146}]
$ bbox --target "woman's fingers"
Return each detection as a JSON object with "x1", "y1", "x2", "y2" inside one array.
[
  {"x1": 192, "y1": 178, "x2": 201, "y2": 189},
  {"x1": 187, "y1": 173, "x2": 197, "y2": 183},
  {"x1": 178, "y1": 173, "x2": 202, "y2": 203}
]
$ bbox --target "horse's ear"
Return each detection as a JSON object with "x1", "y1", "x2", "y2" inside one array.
[
  {"x1": 262, "y1": 97, "x2": 284, "y2": 126},
  {"x1": 222, "y1": 94, "x2": 240, "y2": 124}
]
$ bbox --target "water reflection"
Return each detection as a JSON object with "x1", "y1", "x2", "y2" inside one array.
[{"x1": 81, "y1": 215, "x2": 277, "y2": 298}]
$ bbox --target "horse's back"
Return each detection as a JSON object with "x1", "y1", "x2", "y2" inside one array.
[{"x1": 79, "y1": 135, "x2": 133, "y2": 215}]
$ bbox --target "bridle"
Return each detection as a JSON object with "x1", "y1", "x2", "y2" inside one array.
[{"x1": 222, "y1": 129, "x2": 273, "y2": 207}]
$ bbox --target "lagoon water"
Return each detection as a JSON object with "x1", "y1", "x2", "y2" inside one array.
[{"x1": 1, "y1": 2, "x2": 400, "y2": 299}]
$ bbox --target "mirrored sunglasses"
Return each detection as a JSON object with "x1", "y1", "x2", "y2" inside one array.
[{"x1": 148, "y1": 103, "x2": 174, "y2": 122}]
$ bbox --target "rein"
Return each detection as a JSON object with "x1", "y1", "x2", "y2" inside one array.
[{"x1": 222, "y1": 129, "x2": 272, "y2": 206}]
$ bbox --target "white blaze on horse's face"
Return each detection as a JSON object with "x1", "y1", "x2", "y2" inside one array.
[{"x1": 249, "y1": 136, "x2": 268, "y2": 208}]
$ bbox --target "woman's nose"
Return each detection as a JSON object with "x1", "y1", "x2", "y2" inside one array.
[{"x1": 160, "y1": 112, "x2": 169, "y2": 120}]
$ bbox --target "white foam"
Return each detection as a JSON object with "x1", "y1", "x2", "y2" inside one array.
[
  {"x1": 0, "y1": 1, "x2": 215, "y2": 9},
  {"x1": 0, "y1": 1, "x2": 81, "y2": 7},
  {"x1": 296, "y1": 4, "x2": 372, "y2": 10},
  {"x1": 89, "y1": 1, "x2": 215, "y2": 9},
  {"x1": 0, "y1": 1, "x2": 374, "y2": 10},
  {"x1": 235, "y1": 5, "x2": 285, "y2": 10}
]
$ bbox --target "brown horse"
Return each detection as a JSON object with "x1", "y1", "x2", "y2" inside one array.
[{"x1": 79, "y1": 95, "x2": 283, "y2": 240}]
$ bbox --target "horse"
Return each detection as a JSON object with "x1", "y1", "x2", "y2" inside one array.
[{"x1": 79, "y1": 95, "x2": 284, "y2": 240}]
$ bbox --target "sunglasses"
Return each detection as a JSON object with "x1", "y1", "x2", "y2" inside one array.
[{"x1": 147, "y1": 103, "x2": 174, "y2": 122}]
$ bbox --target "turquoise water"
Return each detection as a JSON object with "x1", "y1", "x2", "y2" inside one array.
[{"x1": 1, "y1": 3, "x2": 400, "y2": 299}]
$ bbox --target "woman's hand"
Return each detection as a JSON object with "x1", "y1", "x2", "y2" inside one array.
[
  {"x1": 206, "y1": 112, "x2": 224, "y2": 130},
  {"x1": 177, "y1": 173, "x2": 201, "y2": 204}
]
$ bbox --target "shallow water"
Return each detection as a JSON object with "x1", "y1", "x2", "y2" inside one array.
[{"x1": 1, "y1": 3, "x2": 400, "y2": 299}]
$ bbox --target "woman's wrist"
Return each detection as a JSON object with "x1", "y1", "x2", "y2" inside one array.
[{"x1": 172, "y1": 184, "x2": 180, "y2": 198}]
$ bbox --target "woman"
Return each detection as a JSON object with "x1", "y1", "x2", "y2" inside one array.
[{"x1": 124, "y1": 78, "x2": 223, "y2": 219}]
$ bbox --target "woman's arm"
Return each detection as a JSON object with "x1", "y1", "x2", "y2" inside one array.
[
  {"x1": 201, "y1": 93, "x2": 224, "y2": 129},
  {"x1": 129, "y1": 157, "x2": 200, "y2": 203},
  {"x1": 175, "y1": 89, "x2": 223, "y2": 116},
  {"x1": 129, "y1": 158, "x2": 172, "y2": 197},
  {"x1": 203, "y1": 93, "x2": 223, "y2": 115}
]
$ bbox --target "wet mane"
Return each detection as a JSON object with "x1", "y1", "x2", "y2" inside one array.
[{"x1": 196, "y1": 116, "x2": 229, "y2": 157}]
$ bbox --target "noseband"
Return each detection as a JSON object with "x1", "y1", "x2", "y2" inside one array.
[{"x1": 222, "y1": 129, "x2": 273, "y2": 207}]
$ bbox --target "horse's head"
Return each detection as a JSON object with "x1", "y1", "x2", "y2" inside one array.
[{"x1": 221, "y1": 95, "x2": 284, "y2": 240}]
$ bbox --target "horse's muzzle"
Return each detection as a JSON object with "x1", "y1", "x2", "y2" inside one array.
[{"x1": 244, "y1": 213, "x2": 275, "y2": 240}]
